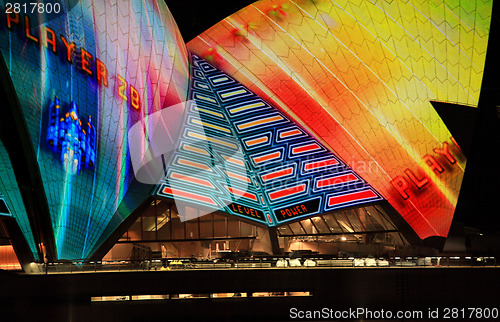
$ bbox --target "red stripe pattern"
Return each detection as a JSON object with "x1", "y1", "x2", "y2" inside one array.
[
  {"x1": 268, "y1": 184, "x2": 306, "y2": 201},
  {"x1": 253, "y1": 151, "x2": 281, "y2": 164},
  {"x1": 317, "y1": 173, "x2": 358, "y2": 188},
  {"x1": 304, "y1": 158, "x2": 339, "y2": 171},
  {"x1": 292, "y1": 143, "x2": 321, "y2": 154},
  {"x1": 162, "y1": 187, "x2": 217, "y2": 206},
  {"x1": 279, "y1": 129, "x2": 301, "y2": 139},
  {"x1": 261, "y1": 167, "x2": 294, "y2": 182},
  {"x1": 171, "y1": 172, "x2": 215, "y2": 188},
  {"x1": 328, "y1": 190, "x2": 378, "y2": 207},
  {"x1": 227, "y1": 186, "x2": 258, "y2": 201}
]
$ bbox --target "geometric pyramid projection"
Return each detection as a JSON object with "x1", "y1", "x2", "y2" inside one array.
[{"x1": 156, "y1": 54, "x2": 383, "y2": 226}]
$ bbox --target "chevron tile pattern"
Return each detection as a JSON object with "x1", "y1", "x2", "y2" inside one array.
[
  {"x1": 187, "y1": 0, "x2": 492, "y2": 239},
  {"x1": 0, "y1": 0, "x2": 190, "y2": 259}
]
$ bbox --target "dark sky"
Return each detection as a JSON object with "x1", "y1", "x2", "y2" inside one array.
[
  {"x1": 452, "y1": 5, "x2": 500, "y2": 233},
  {"x1": 164, "y1": 0, "x2": 255, "y2": 42}
]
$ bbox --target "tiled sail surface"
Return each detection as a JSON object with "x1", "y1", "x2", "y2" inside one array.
[
  {"x1": 187, "y1": 0, "x2": 493, "y2": 238},
  {"x1": 0, "y1": 0, "x2": 189, "y2": 259},
  {"x1": 157, "y1": 54, "x2": 383, "y2": 225}
]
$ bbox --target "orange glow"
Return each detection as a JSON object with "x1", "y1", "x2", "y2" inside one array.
[
  {"x1": 0, "y1": 245, "x2": 22, "y2": 270},
  {"x1": 188, "y1": 0, "x2": 492, "y2": 239}
]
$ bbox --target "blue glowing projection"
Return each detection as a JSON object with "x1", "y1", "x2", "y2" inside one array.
[
  {"x1": 46, "y1": 97, "x2": 96, "y2": 175},
  {"x1": 0, "y1": 0, "x2": 190, "y2": 260},
  {"x1": 157, "y1": 54, "x2": 384, "y2": 225}
]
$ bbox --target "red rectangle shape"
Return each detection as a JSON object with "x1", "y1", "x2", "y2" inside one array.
[
  {"x1": 328, "y1": 190, "x2": 377, "y2": 207},
  {"x1": 246, "y1": 136, "x2": 268, "y2": 147},
  {"x1": 162, "y1": 187, "x2": 217, "y2": 206},
  {"x1": 280, "y1": 129, "x2": 301, "y2": 138},
  {"x1": 226, "y1": 171, "x2": 251, "y2": 183},
  {"x1": 261, "y1": 167, "x2": 294, "y2": 182},
  {"x1": 253, "y1": 151, "x2": 281, "y2": 164},
  {"x1": 292, "y1": 143, "x2": 321, "y2": 154},
  {"x1": 227, "y1": 186, "x2": 258, "y2": 201},
  {"x1": 171, "y1": 172, "x2": 215, "y2": 188},
  {"x1": 317, "y1": 173, "x2": 358, "y2": 188},
  {"x1": 304, "y1": 158, "x2": 339, "y2": 171},
  {"x1": 269, "y1": 184, "x2": 306, "y2": 200}
]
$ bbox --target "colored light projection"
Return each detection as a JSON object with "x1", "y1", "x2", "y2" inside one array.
[
  {"x1": 187, "y1": 0, "x2": 492, "y2": 238},
  {"x1": 156, "y1": 54, "x2": 383, "y2": 225},
  {"x1": 0, "y1": 0, "x2": 189, "y2": 259},
  {"x1": 46, "y1": 98, "x2": 96, "y2": 175}
]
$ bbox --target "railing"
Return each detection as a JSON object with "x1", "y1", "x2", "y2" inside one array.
[{"x1": 23, "y1": 255, "x2": 498, "y2": 274}]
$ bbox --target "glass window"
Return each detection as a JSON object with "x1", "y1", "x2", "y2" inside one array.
[
  {"x1": 334, "y1": 212, "x2": 355, "y2": 233},
  {"x1": 186, "y1": 220, "x2": 199, "y2": 239},
  {"x1": 392, "y1": 232, "x2": 408, "y2": 246},
  {"x1": 366, "y1": 211, "x2": 386, "y2": 231},
  {"x1": 345, "y1": 209, "x2": 365, "y2": 232},
  {"x1": 171, "y1": 217, "x2": 185, "y2": 239},
  {"x1": 299, "y1": 219, "x2": 316, "y2": 234},
  {"x1": 213, "y1": 214, "x2": 227, "y2": 238},
  {"x1": 199, "y1": 213, "x2": 213, "y2": 238},
  {"x1": 183, "y1": 206, "x2": 199, "y2": 221},
  {"x1": 311, "y1": 216, "x2": 330, "y2": 234},
  {"x1": 127, "y1": 220, "x2": 142, "y2": 241},
  {"x1": 142, "y1": 214, "x2": 156, "y2": 240},
  {"x1": 355, "y1": 207, "x2": 369, "y2": 231},
  {"x1": 372, "y1": 205, "x2": 397, "y2": 230},
  {"x1": 240, "y1": 221, "x2": 254, "y2": 237},
  {"x1": 288, "y1": 222, "x2": 305, "y2": 235},
  {"x1": 157, "y1": 217, "x2": 171, "y2": 240},
  {"x1": 227, "y1": 218, "x2": 240, "y2": 237},
  {"x1": 276, "y1": 225, "x2": 293, "y2": 236},
  {"x1": 322, "y1": 214, "x2": 344, "y2": 233},
  {"x1": 362, "y1": 209, "x2": 380, "y2": 231}
]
